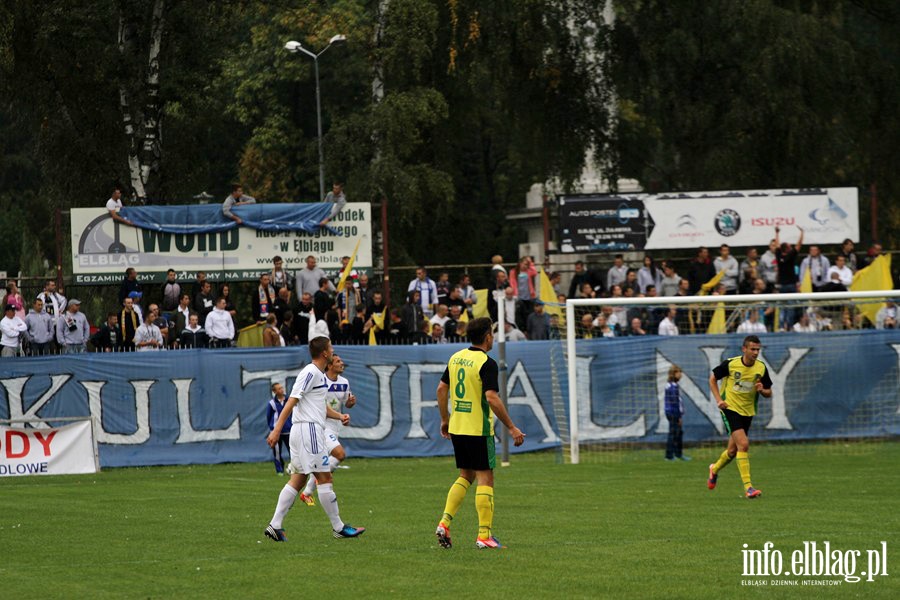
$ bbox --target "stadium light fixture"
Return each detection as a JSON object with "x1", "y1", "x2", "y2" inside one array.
[{"x1": 283, "y1": 34, "x2": 348, "y2": 201}]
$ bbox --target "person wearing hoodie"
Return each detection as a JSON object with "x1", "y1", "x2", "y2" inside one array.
[
  {"x1": 204, "y1": 297, "x2": 235, "y2": 348},
  {"x1": 24, "y1": 298, "x2": 54, "y2": 356}
]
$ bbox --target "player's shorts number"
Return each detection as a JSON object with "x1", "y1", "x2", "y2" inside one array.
[{"x1": 455, "y1": 368, "x2": 466, "y2": 398}]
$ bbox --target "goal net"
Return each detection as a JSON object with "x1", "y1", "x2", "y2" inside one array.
[{"x1": 560, "y1": 290, "x2": 900, "y2": 464}]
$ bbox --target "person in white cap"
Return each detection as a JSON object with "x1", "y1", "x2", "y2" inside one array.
[
  {"x1": 57, "y1": 298, "x2": 90, "y2": 354},
  {"x1": 1, "y1": 304, "x2": 27, "y2": 357}
]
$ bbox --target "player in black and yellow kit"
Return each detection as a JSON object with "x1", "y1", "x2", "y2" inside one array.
[
  {"x1": 434, "y1": 318, "x2": 525, "y2": 549},
  {"x1": 707, "y1": 335, "x2": 772, "y2": 498}
]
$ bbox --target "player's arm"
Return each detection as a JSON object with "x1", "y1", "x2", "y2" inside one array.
[
  {"x1": 709, "y1": 360, "x2": 730, "y2": 410},
  {"x1": 345, "y1": 391, "x2": 356, "y2": 409},
  {"x1": 755, "y1": 367, "x2": 773, "y2": 398},
  {"x1": 267, "y1": 396, "x2": 298, "y2": 447},
  {"x1": 326, "y1": 405, "x2": 350, "y2": 425},
  {"x1": 481, "y1": 358, "x2": 525, "y2": 446},
  {"x1": 437, "y1": 370, "x2": 451, "y2": 439}
]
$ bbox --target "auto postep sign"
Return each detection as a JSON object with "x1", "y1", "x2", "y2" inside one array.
[{"x1": 558, "y1": 194, "x2": 647, "y2": 253}]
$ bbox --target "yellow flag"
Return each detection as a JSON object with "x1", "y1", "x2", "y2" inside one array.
[
  {"x1": 800, "y1": 265, "x2": 813, "y2": 294},
  {"x1": 459, "y1": 307, "x2": 469, "y2": 323},
  {"x1": 706, "y1": 302, "x2": 727, "y2": 334},
  {"x1": 538, "y1": 268, "x2": 563, "y2": 319},
  {"x1": 236, "y1": 323, "x2": 264, "y2": 347},
  {"x1": 336, "y1": 238, "x2": 362, "y2": 293},
  {"x1": 368, "y1": 307, "x2": 387, "y2": 345},
  {"x1": 472, "y1": 289, "x2": 489, "y2": 318},
  {"x1": 850, "y1": 254, "x2": 894, "y2": 325},
  {"x1": 698, "y1": 270, "x2": 725, "y2": 296}
]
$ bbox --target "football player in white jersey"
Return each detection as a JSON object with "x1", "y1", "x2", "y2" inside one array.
[
  {"x1": 299, "y1": 353, "x2": 356, "y2": 504},
  {"x1": 264, "y1": 337, "x2": 365, "y2": 541}
]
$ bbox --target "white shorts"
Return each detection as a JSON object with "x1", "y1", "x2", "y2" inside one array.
[{"x1": 289, "y1": 422, "x2": 341, "y2": 474}]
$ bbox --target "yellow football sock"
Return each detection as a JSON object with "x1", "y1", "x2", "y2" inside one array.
[
  {"x1": 712, "y1": 449, "x2": 734, "y2": 473},
  {"x1": 439, "y1": 477, "x2": 471, "y2": 528},
  {"x1": 736, "y1": 451, "x2": 752, "y2": 490},
  {"x1": 475, "y1": 485, "x2": 494, "y2": 539}
]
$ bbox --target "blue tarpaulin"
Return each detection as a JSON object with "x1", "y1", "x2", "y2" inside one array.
[{"x1": 120, "y1": 203, "x2": 337, "y2": 233}]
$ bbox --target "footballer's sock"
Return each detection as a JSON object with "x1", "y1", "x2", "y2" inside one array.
[
  {"x1": 303, "y1": 476, "x2": 317, "y2": 496},
  {"x1": 712, "y1": 449, "x2": 734, "y2": 473},
  {"x1": 270, "y1": 484, "x2": 298, "y2": 529},
  {"x1": 317, "y1": 483, "x2": 344, "y2": 531},
  {"x1": 736, "y1": 451, "x2": 752, "y2": 490},
  {"x1": 439, "y1": 477, "x2": 471, "y2": 528},
  {"x1": 475, "y1": 485, "x2": 494, "y2": 539}
]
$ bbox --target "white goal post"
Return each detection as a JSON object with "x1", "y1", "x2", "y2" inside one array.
[{"x1": 565, "y1": 289, "x2": 900, "y2": 465}]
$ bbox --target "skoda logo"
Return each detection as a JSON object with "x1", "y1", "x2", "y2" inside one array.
[{"x1": 714, "y1": 209, "x2": 741, "y2": 237}]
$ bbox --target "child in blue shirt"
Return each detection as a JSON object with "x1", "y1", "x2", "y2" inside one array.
[{"x1": 664, "y1": 365, "x2": 690, "y2": 461}]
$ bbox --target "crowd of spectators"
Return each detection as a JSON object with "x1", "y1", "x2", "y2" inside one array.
[{"x1": 0, "y1": 227, "x2": 895, "y2": 357}]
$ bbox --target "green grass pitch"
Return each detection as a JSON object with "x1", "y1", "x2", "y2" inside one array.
[{"x1": 2, "y1": 442, "x2": 898, "y2": 599}]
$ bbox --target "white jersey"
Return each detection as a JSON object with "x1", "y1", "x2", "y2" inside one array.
[
  {"x1": 289, "y1": 363, "x2": 329, "y2": 426},
  {"x1": 324, "y1": 374, "x2": 351, "y2": 432}
]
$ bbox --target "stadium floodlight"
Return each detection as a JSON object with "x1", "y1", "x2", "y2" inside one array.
[{"x1": 283, "y1": 34, "x2": 348, "y2": 201}]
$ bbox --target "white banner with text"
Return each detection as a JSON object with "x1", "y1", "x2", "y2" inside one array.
[{"x1": 0, "y1": 420, "x2": 99, "y2": 477}]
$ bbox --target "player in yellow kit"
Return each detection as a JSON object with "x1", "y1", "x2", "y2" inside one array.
[
  {"x1": 707, "y1": 335, "x2": 772, "y2": 498},
  {"x1": 434, "y1": 318, "x2": 525, "y2": 549}
]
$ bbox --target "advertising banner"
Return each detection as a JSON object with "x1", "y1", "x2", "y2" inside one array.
[
  {"x1": 644, "y1": 187, "x2": 859, "y2": 249},
  {"x1": 0, "y1": 330, "x2": 896, "y2": 468},
  {"x1": 0, "y1": 420, "x2": 98, "y2": 477},
  {"x1": 558, "y1": 194, "x2": 647, "y2": 252},
  {"x1": 70, "y1": 203, "x2": 372, "y2": 283}
]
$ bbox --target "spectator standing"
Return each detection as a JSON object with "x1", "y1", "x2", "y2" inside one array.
[
  {"x1": 271, "y1": 256, "x2": 295, "y2": 292},
  {"x1": 606, "y1": 254, "x2": 628, "y2": 290},
  {"x1": 622, "y1": 269, "x2": 640, "y2": 296},
  {"x1": 625, "y1": 317, "x2": 647, "y2": 336},
  {"x1": 319, "y1": 181, "x2": 346, "y2": 226},
  {"x1": 193, "y1": 281, "x2": 215, "y2": 322},
  {"x1": 568, "y1": 261, "x2": 588, "y2": 298},
  {"x1": 272, "y1": 287, "x2": 294, "y2": 326},
  {"x1": 443, "y1": 305, "x2": 464, "y2": 341},
  {"x1": 148, "y1": 303, "x2": 169, "y2": 344},
  {"x1": 429, "y1": 304, "x2": 450, "y2": 330},
  {"x1": 408, "y1": 266, "x2": 439, "y2": 317},
  {"x1": 161, "y1": 269, "x2": 181, "y2": 312},
  {"x1": 434, "y1": 272, "x2": 452, "y2": 306},
  {"x1": 266, "y1": 383, "x2": 292, "y2": 474},
  {"x1": 57, "y1": 299, "x2": 90, "y2": 354},
  {"x1": 297, "y1": 255, "x2": 335, "y2": 298},
  {"x1": 336, "y1": 279, "x2": 361, "y2": 324},
  {"x1": 172, "y1": 293, "x2": 192, "y2": 341},
  {"x1": 838, "y1": 239, "x2": 858, "y2": 273},
  {"x1": 687, "y1": 247, "x2": 716, "y2": 294},
  {"x1": 862, "y1": 242, "x2": 883, "y2": 268},
  {"x1": 89, "y1": 312, "x2": 120, "y2": 352},
  {"x1": 205, "y1": 297, "x2": 235, "y2": 347},
  {"x1": 365, "y1": 290, "x2": 386, "y2": 321},
  {"x1": 294, "y1": 292, "x2": 315, "y2": 345},
  {"x1": 637, "y1": 255, "x2": 662, "y2": 294},
  {"x1": 118, "y1": 268, "x2": 142, "y2": 306},
  {"x1": 252, "y1": 273, "x2": 278, "y2": 323},
  {"x1": 664, "y1": 366, "x2": 688, "y2": 461},
  {"x1": 5, "y1": 282, "x2": 25, "y2": 321},
  {"x1": 799, "y1": 246, "x2": 830, "y2": 291},
  {"x1": 119, "y1": 297, "x2": 140, "y2": 351},
  {"x1": 1, "y1": 304, "x2": 26, "y2": 357},
  {"x1": 179, "y1": 313, "x2": 208, "y2": 348},
  {"x1": 823, "y1": 255, "x2": 853, "y2": 291},
  {"x1": 759, "y1": 239, "x2": 779, "y2": 290},
  {"x1": 429, "y1": 323, "x2": 447, "y2": 344},
  {"x1": 332, "y1": 255, "x2": 358, "y2": 289},
  {"x1": 739, "y1": 248, "x2": 761, "y2": 294},
  {"x1": 223, "y1": 183, "x2": 256, "y2": 225},
  {"x1": 25, "y1": 298, "x2": 54, "y2": 355},
  {"x1": 106, "y1": 185, "x2": 133, "y2": 226},
  {"x1": 263, "y1": 314, "x2": 285, "y2": 347},
  {"x1": 509, "y1": 257, "x2": 537, "y2": 315},
  {"x1": 792, "y1": 312, "x2": 819, "y2": 333},
  {"x1": 714, "y1": 245, "x2": 739, "y2": 294},
  {"x1": 526, "y1": 303, "x2": 550, "y2": 340},
  {"x1": 775, "y1": 226, "x2": 804, "y2": 292},
  {"x1": 313, "y1": 277, "x2": 334, "y2": 321},
  {"x1": 402, "y1": 290, "x2": 425, "y2": 336},
  {"x1": 356, "y1": 273, "x2": 371, "y2": 307},
  {"x1": 458, "y1": 274, "x2": 476, "y2": 314},
  {"x1": 134, "y1": 311, "x2": 164, "y2": 352},
  {"x1": 490, "y1": 255, "x2": 507, "y2": 283},
  {"x1": 37, "y1": 280, "x2": 66, "y2": 336},
  {"x1": 221, "y1": 284, "x2": 239, "y2": 338},
  {"x1": 658, "y1": 307, "x2": 679, "y2": 336},
  {"x1": 659, "y1": 262, "x2": 682, "y2": 296}
]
